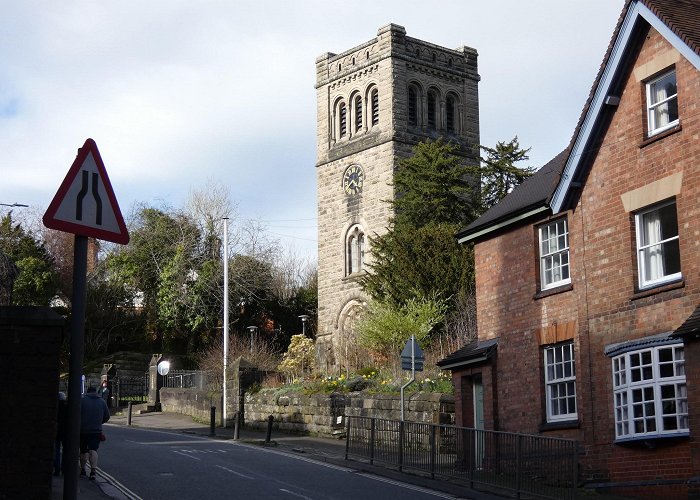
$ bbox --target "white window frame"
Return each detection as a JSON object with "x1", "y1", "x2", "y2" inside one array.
[
  {"x1": 635, "y1": 199, "x2": 681, "y2": 289},
  {"x1": 612, "y1": 344, "x2": 688, "y2": 441},
  {"x1": 539, "y1": 218, "x2": 571, "y2": 290},
  {"x1": 544, "y1": 342, "x2": 577, "y2": 422},
  {"x1": 646, "y1": 69, "x2": 679, "y2": 136}
]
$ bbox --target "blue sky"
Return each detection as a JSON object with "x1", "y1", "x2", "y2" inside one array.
[{"x1": 1, "y1": 1, "x2": 625, "y2": 259}]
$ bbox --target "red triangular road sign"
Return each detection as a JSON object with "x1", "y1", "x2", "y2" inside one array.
[{"x1": 43, "y1": 138, "x2": 130, "y2": 244}]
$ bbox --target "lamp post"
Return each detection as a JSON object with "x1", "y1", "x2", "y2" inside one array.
[
  {"x1": 299, "y1": 315, "x2": 310, "y2": 336},
  {"x1": 247, "y1": 326, "x2": 258, "y2": 354},
  {"x1": 222, "y1": 217, "x2": 229, "y2": 426}
]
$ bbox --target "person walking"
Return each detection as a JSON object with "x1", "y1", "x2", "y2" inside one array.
[
  {"x1": 97, "y1": 380, "x2": 111, "y2": 408},
  {"x1": 80, "y1": 386, "x2": 110, "y2": 480},
  {"x1": 54, "y1": 392, "x2": 68, "y2": 475}
]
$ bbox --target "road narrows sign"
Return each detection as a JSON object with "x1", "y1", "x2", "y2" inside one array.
[{"x1": 43, "y1": 138, "x2": 129, "y2": 244}]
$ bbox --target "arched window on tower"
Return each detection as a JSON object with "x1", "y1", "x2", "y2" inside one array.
[
  {"x1": 354, "y1": 95, "x2": 363, "y2": 133},
  {"x1": 339, "y1": 101, "x2": 347, "y2": 138},
  {"x1": 347, "y1": 226, "x2": 365, "y2": 275},
  {"x1": 427, "y1": 90, "x2": 437, "y2": 130},
  {"x1": 446, "y1": 94, "x2": 457, "y2": 133},
  {"x1": 371, "y1": 88, "x2": 379, "y2": 126},
  {"x1": 408, "y1": 85, "x2": 419, "y2": 127}
]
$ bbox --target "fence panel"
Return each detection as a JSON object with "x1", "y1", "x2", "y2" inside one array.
[
  {"x1": 346, "y1": 416, "x2": 577, "y2": 500},
  {"x1": 162, "y1": 370, "x2": 203, "y2": 389}
]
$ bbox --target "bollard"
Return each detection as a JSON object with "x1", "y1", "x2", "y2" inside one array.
[
  {"x1": 233, "y1": 412, "x2": 240, "y2": 440},
  {"x1": 127, "y1": 402, "x2": 133, "y2": 426},
  {"x1": 265, "y1": 415, "x2": 274, "y2": 443},
  {"x1": 210, "y1": 406, "x2": 216, "y2": 437}
]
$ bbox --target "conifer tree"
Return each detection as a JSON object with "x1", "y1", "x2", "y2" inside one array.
[{"x1": 478, "y1": 136, "x2": 534, "y2": 211}]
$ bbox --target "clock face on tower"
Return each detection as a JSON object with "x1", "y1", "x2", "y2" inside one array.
[{"x1": 342, "y1": 165, "x2": 365, "y2": 195}]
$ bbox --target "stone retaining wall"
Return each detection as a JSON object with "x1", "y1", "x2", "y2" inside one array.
[
  {"x1": 160, "y1": 388, "x2": 222, "y2": 423},
  {"x1": 160, "y1": 388, "x2": 455, "y2": 437},
  {"x1": 244, "y1": 391, "x2": 454, "y2": 438}
]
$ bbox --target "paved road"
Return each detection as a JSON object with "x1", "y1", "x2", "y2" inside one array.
[{"x1": 99, "y1": 424, "x2": 457, "y2": 500}]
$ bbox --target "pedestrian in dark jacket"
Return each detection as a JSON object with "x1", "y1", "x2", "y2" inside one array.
[
  {"x1": 97, "y1": 381, "x2": 110, "y2": 407},
  {"x1": 54, "y1": 392, "x2": 68, "y2": 475},
  {"x1": 80, "y1": 387, "x2": 110, "y2": 480}
]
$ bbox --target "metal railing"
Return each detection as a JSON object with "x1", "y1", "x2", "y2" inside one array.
[
  {"x1": 345, "y1": 416, "x2": 578, "y2": 500},
  {"x1": 113, "y1": 375, "x2": 149, "y2": 406},
  {"x1": 162, "y1": 370, "x2": 207, "y2": 389}
]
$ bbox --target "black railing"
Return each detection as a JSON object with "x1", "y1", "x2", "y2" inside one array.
[
  {"x1": 162, "y1": 370, "x2": 207, "y2": 389},
  {"x1": 345, "y1": 416, "x2": 578, "y2": 500},
  {"x1": 113, "y1": 375, "x2": 148, "y2": 407}
]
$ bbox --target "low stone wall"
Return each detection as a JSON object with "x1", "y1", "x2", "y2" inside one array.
[
  {"x1": 346, "y1": 392, "x2": 455, "y2": 425},
  {"x1": 159, "y1": 387, "x2": 455, "y2": 437},
  {"x1": 160, "y1": 388, "x2": 222, "y2": 424},
  {"x1": 244, "y1": 390, "x2": 454, "y2": 438}
]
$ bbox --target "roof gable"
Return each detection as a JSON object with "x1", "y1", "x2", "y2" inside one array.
[
  {"x1": 459, "y1": 0, "x2": 700, "y2": 243},
  {"x1": 550, "y1": 0, "x2": 700, "y2": 213}
]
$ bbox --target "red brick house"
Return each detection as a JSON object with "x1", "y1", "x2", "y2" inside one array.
[{"x1": 438, "y1": 0, "x2": 700, "y2": 496}]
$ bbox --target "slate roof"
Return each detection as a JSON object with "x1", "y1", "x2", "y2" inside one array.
[
  {"x1": 456, "y1": 0, "x2": 700, "y2": 243},
  {"x1": 643, "y1": 0, "x2": 700, "y2": 57},
  {"x1": 436, "y1": 338, "x2": 498, "y2": 370},
  {"x1": 604, "y1": 331, "x2": 677, "y2": 357},
  {"x1": 456, "y1": 150, "x2": 568, "y2": 240},
  {"x1": 672, "y1": 305, "x2": 700, "y2": 339}
]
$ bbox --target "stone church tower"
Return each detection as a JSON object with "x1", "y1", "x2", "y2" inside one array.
[{"x1": 315, "y1": 24, "x2": 480, "y2": 371}]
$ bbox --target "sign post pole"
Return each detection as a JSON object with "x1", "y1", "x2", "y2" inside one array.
[
  {"x1": 399, "y1": 336, "x2": 425, "y2": 422},
  {"x1": 63, "y1": 235, "x2": 88, "y2": 500},
  {"x1": 43, "y1": 139, "x2": 129, "y2": 500}
]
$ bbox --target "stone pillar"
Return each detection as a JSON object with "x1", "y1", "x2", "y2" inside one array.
[{"x1": 148, "y1": 353, "x2": 163, "y2": 408}]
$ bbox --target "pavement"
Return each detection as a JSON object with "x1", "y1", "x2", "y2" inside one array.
[{"x1": 51, "y1": 410, "x2": 507, "y2": 500}]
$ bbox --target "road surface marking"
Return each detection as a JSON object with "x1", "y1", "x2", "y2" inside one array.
[{"x1": 215, "y1": 465, "x2": 255, "y2": 479}]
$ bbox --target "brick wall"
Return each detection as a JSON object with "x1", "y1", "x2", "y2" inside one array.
[
  {"x1": 0, "y1": 307, "x2": 64, "y2": 500},
  {"x1": 466, "y1": 25, "x2": 700, "y2": 495}
]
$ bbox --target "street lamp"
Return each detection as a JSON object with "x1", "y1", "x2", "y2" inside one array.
[
  {"x1": 299, "y1": 315, "x2": 310, "y2": 336},
  {"x1": 247, "y1": 326, "x2": 258, "y2": 354},
  {"x1": 222, "y1": 217, "x2": 229, "y2": 426}
]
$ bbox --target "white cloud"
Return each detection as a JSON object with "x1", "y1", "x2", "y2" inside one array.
[{"x1": 0, "y1": 0, "x2": 626, "y2": 260}]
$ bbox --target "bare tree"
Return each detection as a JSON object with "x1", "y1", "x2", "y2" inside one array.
[
  {"x1": 436, "y1": 286, "x2": 478, "y2": 360},
  {"x1": 271, "y1": 246, "x2": 317, "y2": 303}
]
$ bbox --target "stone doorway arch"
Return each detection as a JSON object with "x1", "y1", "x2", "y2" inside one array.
[{"x1": 335, "y1": 298, "x2": 366, "y2": 376}]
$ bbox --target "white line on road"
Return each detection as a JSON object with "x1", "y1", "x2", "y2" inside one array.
[
  {"x1": 126, "y1": 440, "x2": 212, "y2": 445},
  {"x1": 355, "y1": 473, "x2": 457, "y2": 498},
  {"x1": 214, "y1": 465, "x2": 255, "y2": 479},
  {"x1": 97, "y1": 469, "x2": 144, "y2": 500},
  {"x1": 279, "y1": 488, "x2": 314, "y2": 499},
  {"x1": 172, "y1": 450, "x2": 201, "y2": 460}
]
